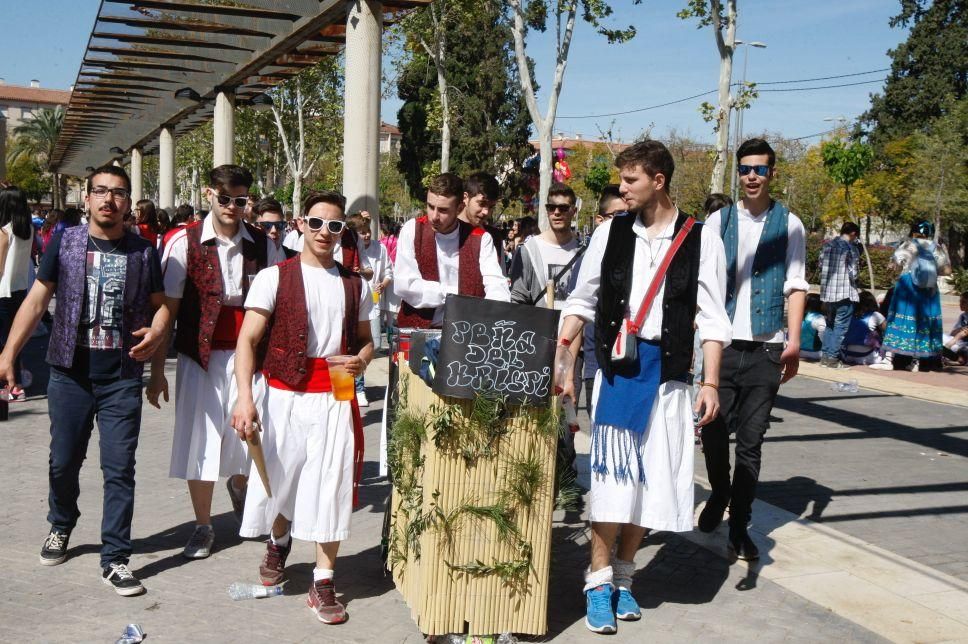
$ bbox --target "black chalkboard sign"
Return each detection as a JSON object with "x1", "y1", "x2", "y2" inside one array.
[{"x1": 432, "y1": 295, "x2": 561, "y2": 405}]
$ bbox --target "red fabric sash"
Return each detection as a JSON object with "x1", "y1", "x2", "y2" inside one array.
[
  {"x1": 212, "y1": 306, "x2": 245, "y2": 349},
  {"x1": 266, "y1": 357, "x2": 332, "y2": 392}
]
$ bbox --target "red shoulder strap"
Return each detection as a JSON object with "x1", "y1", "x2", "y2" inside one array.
[{"x1": 629, "y1": 217, "x2": 696, "y2": 333}]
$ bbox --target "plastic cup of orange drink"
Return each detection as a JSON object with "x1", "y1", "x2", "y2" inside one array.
[{"x1": 327, "y1": 356, "x2": 356, "y2": 401}]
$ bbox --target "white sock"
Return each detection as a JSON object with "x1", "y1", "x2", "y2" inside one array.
[
  {"x1": 313, "y1": 567, "x2": 334, "y2": 582},
  {"x1": 583, "y1": 565, "x2": 613, "y2": 592},
  {"x1": 270, "y1": 530, "x2": 291, "y2": 548},
  {"x1": 196, "y1": 524, "x2": 213, "y2": 532}
]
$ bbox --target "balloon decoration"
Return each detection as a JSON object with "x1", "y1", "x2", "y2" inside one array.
[{"x1": 553, "y1": 147, "x2": 572, "y2": 182}]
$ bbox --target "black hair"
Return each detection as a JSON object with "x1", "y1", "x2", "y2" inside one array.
[
  {"x1": 302, "y1": 190, "x2": 346, "y2": 217},
  {"x1": 208, "y1": 164, "x2": 253, "y2": 191},
  {"x1": 547, "y1": 181, "x2": 577, "y2": 206},
  {"x1": 86, "y1": 165, "x2": 132, "y2": 192},
  {"x1": 910, "y1": 219, "x2": 934, "y2": 238},
  {"x1": 253, "y1": 197, "x2": 284, "y2": 218},
  {"x1": 703, "y1": 193, "x2": 733, "y2": 216},
  {"x1": 464, "y1": 172, "x2": 499, "y2": 201},
  {"x1": 597, "y1": 184, "x2": 622, "y2": 214},
  {"x1": 840, "y1": 221, "x2": 861, "y2": 236},
  {"x1": 136, "y1": 199, "x2": 158, "y2": 230},
  {"x1": 0, "y1": 186, "x2": 34, "y2": 240},
  {"x1": 62, "y1": 207, "x2": 82, "y2": 227},
  {"x1": 615, "y1": 140, "x2": 675, "y2": 191},
  {"x1": 805, "y1": 292, "x2": 823, "y2": 314},
  {"x1": 173, "y1": 204, "x2": 194, "y2": 225},
  {"x1": 736, "y1": 138, "x2": 776, "y2": 167},
  {"x1": 856, "y1": 290, "x2": 878, "y2": 316}
]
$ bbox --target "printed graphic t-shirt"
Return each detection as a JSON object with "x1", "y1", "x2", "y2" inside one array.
[{"x1": 39, "y1": 231, "x2": 164, "y2": 379}]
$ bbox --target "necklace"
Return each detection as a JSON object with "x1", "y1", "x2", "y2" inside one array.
[
  {"x1": 643, "y1": 235, "x2": 665, "y2": 268},
  {"x1": 89, "y1": 234, "x2": 122, "y2": 254}
]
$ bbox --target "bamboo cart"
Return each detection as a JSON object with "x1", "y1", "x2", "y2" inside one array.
[{"x1": 387, "y1": 355, "x2": 558, "y2": 636}]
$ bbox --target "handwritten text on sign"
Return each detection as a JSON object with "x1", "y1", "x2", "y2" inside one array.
[{"x1": 443, "y1": 320, "x2": 551, "y2": 399}]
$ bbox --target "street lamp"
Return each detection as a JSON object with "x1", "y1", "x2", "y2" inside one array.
[{"x1": 730, "y1": 39, "x2": 767, "y2": 201}]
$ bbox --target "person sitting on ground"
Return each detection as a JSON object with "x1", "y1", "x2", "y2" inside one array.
[
  {"x1": 942, "y1": 291, "x2": 968, "y2": 365},
  {"x1": 842, "y1": 290, "x2": 886, "y2": 365},
  {"x1": 799, "y1": 293, "x2": 826, "y2": 361}
]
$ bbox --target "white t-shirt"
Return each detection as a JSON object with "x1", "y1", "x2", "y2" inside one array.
[
  {"x1": 524, "y1": 236, "x2": 581, "y2": 310},
  {"x1": 244, "y1": 262, "x2": 373, "y2": 358}
]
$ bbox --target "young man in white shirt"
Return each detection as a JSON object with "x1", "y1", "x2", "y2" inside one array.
[
  {"x1": 459, "y1": 172, "x2": 505, "y2": 272},
  {"x1": 232, "y1": 190, "x2": 374, "y2": 625},
  {"x1": 698, "y1": 138, "x2": 808, "y2": 561},
  {"x1": 394, "y1": 173, "x2": 509, "y2": 329},
  {"x1": 557, "y1": 141, "x2": 730, "y2": 634},
  {"x1": 148, "y1": 165, "x2": 284, "y2": 560}
]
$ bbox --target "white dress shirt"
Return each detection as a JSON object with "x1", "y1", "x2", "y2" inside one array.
[
  {"x1": 162, "y1": 214, "x2": 284, "y2": 306},
  {"x1": 394, "y1": 218, "x2": 511, "y2": 326},
  {"x1": 563, "y1": 214, "x2": 732, "y2": 347},
  {"x1": 705, "y1": 204, "x2": 809, "y2": 343}
]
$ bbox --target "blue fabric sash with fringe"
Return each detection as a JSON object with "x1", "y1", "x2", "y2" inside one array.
[{"x1": 591, "y1": 338, "x2": 661, "y2": 484}]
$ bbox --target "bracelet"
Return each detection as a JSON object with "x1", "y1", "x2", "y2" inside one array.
[
  {"x1": 699, "y1": 381, "x2": 719, "y2": 390},
  {"x1": 558, "y1": 338, "x2": 571, "y2": 347}
]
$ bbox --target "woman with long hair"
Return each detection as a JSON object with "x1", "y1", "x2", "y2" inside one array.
[
  {"x1": 881, "y1": 220, "x2": 952, "y2": 371},
  {"x1": 40, "y1": 209, "x2": 64, "y2": 254},
  {"x1": 0, "y1": 186, "x2": 36, "y2": 396},
  {"x1": 134, "y1": 199, "x2": 159, "y2": 246}
]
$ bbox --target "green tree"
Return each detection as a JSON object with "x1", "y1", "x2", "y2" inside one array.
[
  {"x1": 822, "y1": 138, "x2": 876, "y2": 287},
  {"x1": 5, "y1": 156, "x2": 49, "y2": 204},
  {"x1": 9, "y1": 106, "x2": 65, "y2": 208},
  {"x1": 860, "y1": 0, "x2": 967, "y2": 145},
  {"x1": 396, "y1": 0, "x2": 533, "y2": 201}
]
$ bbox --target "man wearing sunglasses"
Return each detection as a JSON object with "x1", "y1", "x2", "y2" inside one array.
[
  {"x1": 253, "y1": 197, "x2": 297, "y2": 259},
  {"x1": 0, "y1": 165, "x2": 169, "y2": 596},
  {"x1": 282, "y1": 208, "x2": 372, "y2": 280},
  {"x1": 699, "y1": 138, "x2": 808, "y2": 562},
  {"x1": 396, "y1": 173, "x2": 509, "y2": 328},
  {"x1": 231, "y1": 189, "x2": 374, "y2": 626},
  {"x1": 150, "y1": 164, "x2": 284, "y2": 561}
]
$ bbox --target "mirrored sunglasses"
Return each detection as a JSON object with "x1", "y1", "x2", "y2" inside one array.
[
  {"x1": 737, "y1": 164, "x2": 771, "y2": 177},
  {"x1": 258, "y1": 221, "x2": 286, "y2": 232}
]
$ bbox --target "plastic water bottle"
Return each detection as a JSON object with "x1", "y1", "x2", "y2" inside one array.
[
  {"x1": 830, "y1": 379, "x2": 859, "y2": 393},
  {"x1": 227, "y1": 582, "x2": 284, "y2": 600}
]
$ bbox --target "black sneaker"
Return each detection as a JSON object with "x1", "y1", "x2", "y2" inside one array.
[
  {"x1": 728, "y1": 533, "x2": 760, "y2": 562},
  {"x1": 698, "y1": 496, "x2": 728, "y2": 533},
  {"x1": 39, "y1": 529, "x2": 70, "y2": 566},
  {"x1": 102, "y1": 562, "x2": 145, "y2": 596}
]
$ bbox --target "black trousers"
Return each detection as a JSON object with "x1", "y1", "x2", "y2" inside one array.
[{"x1": 700, "y1": 341, "x2": 782, "y2": 532}]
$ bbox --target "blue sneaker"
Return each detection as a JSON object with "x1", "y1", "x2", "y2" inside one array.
[
  {"x1": 585, "y1": 583, "x2": 617, "y2": 634},
  {"x1": 614, "y1": 587, "x2": 641, "y2": 621}
]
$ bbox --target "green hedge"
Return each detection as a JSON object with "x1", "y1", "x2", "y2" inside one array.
[{"x1": 806, "y1": 234, "x2": 897, "y2": 291}]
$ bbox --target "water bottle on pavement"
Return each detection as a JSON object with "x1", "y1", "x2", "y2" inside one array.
[
  {"x1": 227, "y1": 582, "x2": 284, "y2": 600},
  {"x1": 830, "y1": 379, "x2": 859, "y2": 393}
]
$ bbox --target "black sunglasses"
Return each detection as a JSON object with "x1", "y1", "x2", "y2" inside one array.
[
  {"x1": 306, "y1": 217, "x2": 346, "y2": 234},
  {"x1": 545, "y1": 203, "x2": 573, "y2": 213},
  {"x1": 215, "y1": 193, "x2": 249, "y2": 209},
  {"x1": 737, "y1": 164, "x2": 771, "y2": 177},
  {"x1": 258, "y1": 221, "x2": 286, "y2": 232}
]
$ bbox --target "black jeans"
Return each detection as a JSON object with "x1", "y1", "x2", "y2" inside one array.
[
  {"x1": 47, "y1": 369, "x2": 143, "y2": 568},
  {"x1": 700, "y1": 341, "x2": 782, "y2": 532}
]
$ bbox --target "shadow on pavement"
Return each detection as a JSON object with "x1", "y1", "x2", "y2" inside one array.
[
  {"x1": 132, "y1": 512, "x2": 248, "y2": 580},
  {"x1": 282, "y1": 544, "x2": 395, "y2": 605}
]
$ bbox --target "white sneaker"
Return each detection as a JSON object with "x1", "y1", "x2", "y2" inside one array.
[
  {"x1": 182, "y1": 525, "x2": 215, "y2": 559},
  {"x1": 356, "y1": 391, "x2": 369, "y2": 407},
  {"x1": 868, "y1": 361, "x2": 892, "y2": 370}
]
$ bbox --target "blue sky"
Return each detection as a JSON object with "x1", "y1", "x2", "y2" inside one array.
[{"x1": 1, "y1": 1, "x2": 908, "y2": 146}]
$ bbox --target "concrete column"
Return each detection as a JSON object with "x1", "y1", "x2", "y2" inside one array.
[
  {"x1": 130, "y1": 147, "x2": 143, "y2": 202},
  {"x1": 159, "y1": 126, "x2": 175, "y2": 210},
  {"x1": 0, "y1": 115, "x2": 7, "y2": 181},
  {"x1": 342, "y1": 0, "x2": 383, "y2": 236},
  {"x1": 213, "y1": 90, "x2": 235, "y2": 166}
]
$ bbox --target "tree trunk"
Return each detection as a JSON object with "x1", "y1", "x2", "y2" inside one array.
[
  {"x1": 708, "y1": 0, "x2": 737, "y2": 194},
  {"x1": 293, "y1": 173, "x2": 303, "y2": 222},
  {"x1": 191, "y1": 166, "x2": 201, "y2": 212},
  {"x1": 538, "y1": 125, "x2": 553, "y2": 228},
  {"x1": 439, "y1": 73, "x2": 451, "y2": 173}
]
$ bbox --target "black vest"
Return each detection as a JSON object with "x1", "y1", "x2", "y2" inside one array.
[{"x1": 595, "y1": 211, "x2": 703, "y2": 383}]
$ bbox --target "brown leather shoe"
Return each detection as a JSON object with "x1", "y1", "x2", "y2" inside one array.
[
  {"x1": 307, "y1": 578, "x2": 347, "y2": 624},
  {"x1": 259, "y1": 539, "x2": 291, "y2": 586}
]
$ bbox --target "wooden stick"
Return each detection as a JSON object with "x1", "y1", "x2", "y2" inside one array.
[{"x1": 246, "y1": 420, "x2": 272, "y2": 498}]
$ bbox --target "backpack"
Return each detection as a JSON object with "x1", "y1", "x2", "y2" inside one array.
[{"x1": 911, "y1": 241, "x2": 938, "y2": 290}]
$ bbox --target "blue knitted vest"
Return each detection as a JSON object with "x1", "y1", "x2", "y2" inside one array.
[{"x1": 721, "y1": 201, "x2": 788, "y2": 337}]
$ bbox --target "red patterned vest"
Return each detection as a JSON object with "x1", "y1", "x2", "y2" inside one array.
[
  {"x1": 261, "y1": 257, "x2": 362, "y2": 387},
  {"x1": 397, "y1": 217, "x2": 486, "y2": 328},
  {"x1": 173, "y1": 220, "x2": 269, "y2": 370}
]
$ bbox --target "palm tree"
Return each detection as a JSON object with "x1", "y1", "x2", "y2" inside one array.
[{"x1": 9, "y1": 106, "x2": 65, "y2": 208}]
